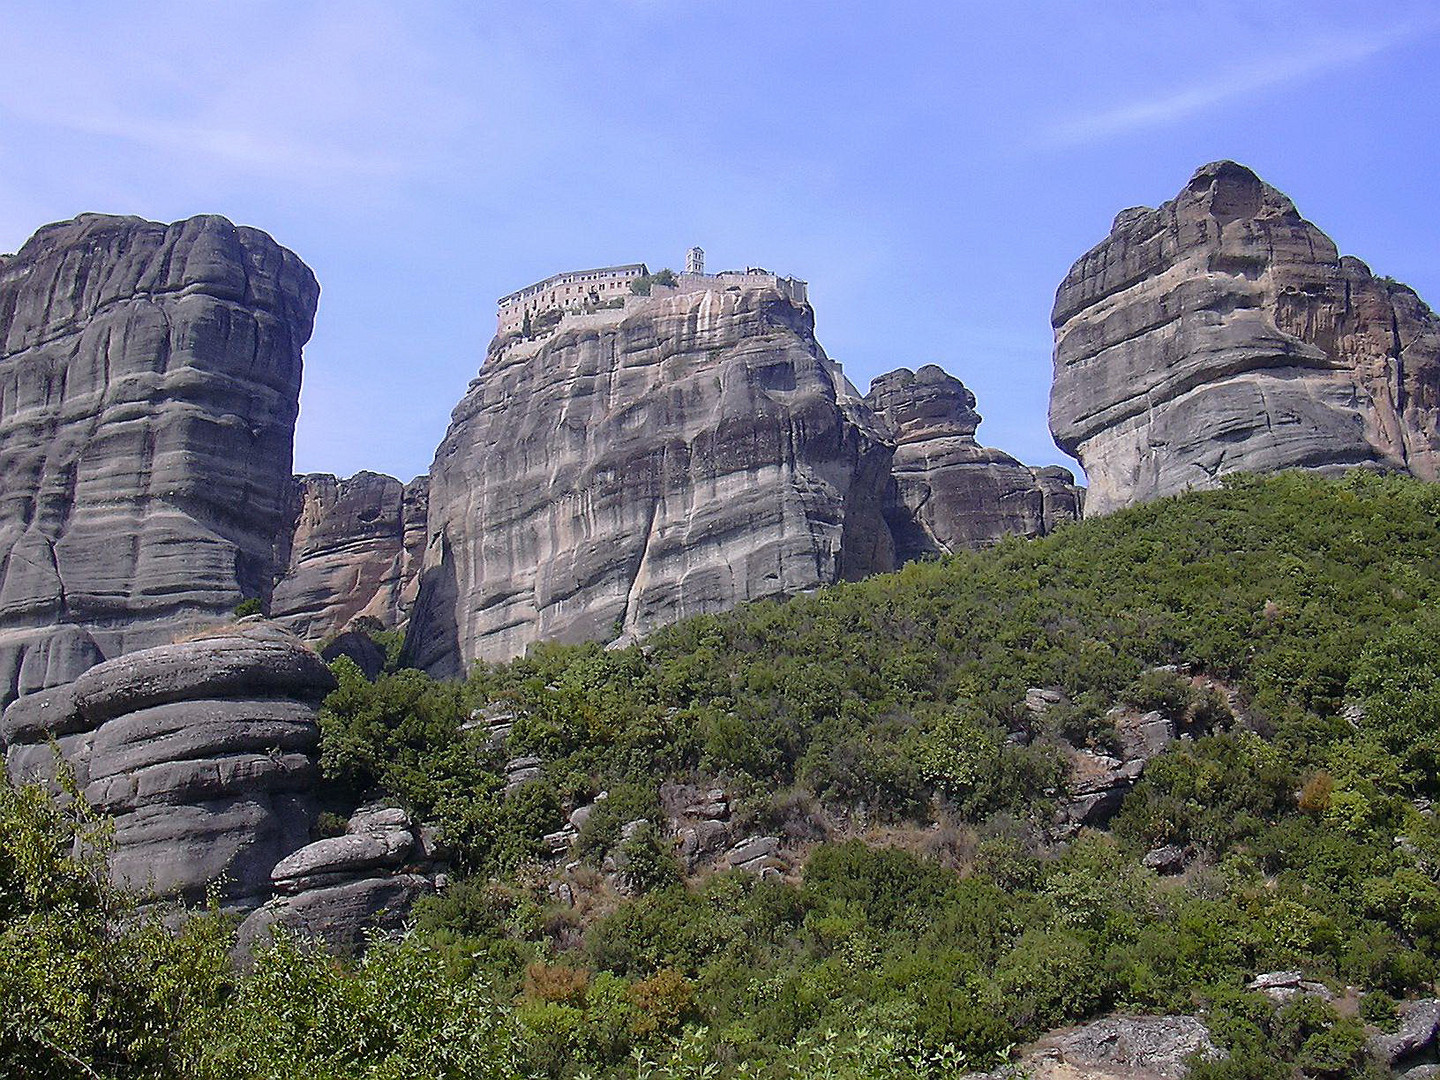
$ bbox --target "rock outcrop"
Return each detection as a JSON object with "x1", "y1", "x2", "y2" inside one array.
[
  {"x1": 407, "y1": 286, "x2": 897, "y2": 676},
  {"x1": 866, "y1": 365, "x2": 1081, "y2": 556},
  {"x1": 236, "y1": 803, "x2": 438, "y2": 956},
  {"x1": 1020, "y1": 1015, "x2": 1224, "y2": 1079},
  {"x1": 0, "y1": 620, "x2": 335, "y2": 909},
  {"x1": 662, "y1": 782, "x2": 735, "y2": 872},
  {"x1": 0, "y1": 214, "x2": 318, "y2": 703},
  {"x1": 720, "y1": 834, "x2": 787, "y2": 876},
  {"x1": 1247, "y1": 971, "x2": 1334, "y2": 1004},
  {"x1": 271, "y1": 471, "x2": 427, "y2": 640},
  {"x1": 1051, "y1": 160, "x2": 1440, "y2": 515},
  {"x1": 1370, "y1": 999, "x2": 1440, "y2": 1070},
  {"x1": 1054, "y1": 705, "x2": 1176, "y2": 836}
]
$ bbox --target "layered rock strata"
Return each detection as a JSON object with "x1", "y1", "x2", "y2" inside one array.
[
  {"x1": 271, "y1": 471, "x2": 428, "y2": 640},
  {"x1": 0, "y1": 214, "x2": 318, "y2": 703},
  {"x1": 1051, "y1": 160, "x2": 1440, "y2": 515},
  {"x1": 408, "y1": 286, "x2": 897, "y2": 676},
  {"x1": 865, "y1": 365, "x2": 1081, "y2": 557},
  {"x1": 0, "y1": 621, "x2": 335, "y2": 909},
  {"x1": 236, "y1": 804, "x2": 438, "y2": 956}
]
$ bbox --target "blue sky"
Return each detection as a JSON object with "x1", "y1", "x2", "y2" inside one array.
[{"x1": 2, "y1": 1, "x2": 1437, "y2": 483}]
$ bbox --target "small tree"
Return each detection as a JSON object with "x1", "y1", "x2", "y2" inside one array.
[{"x1": 630, "y1": 270, "x2": 677, "y2": 296}]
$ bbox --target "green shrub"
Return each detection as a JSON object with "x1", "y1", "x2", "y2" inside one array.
[
  {"x1": 575, "y1": 783, "x2": 661, "y2": 858},
  {"x1": 1347, "y1": 608, "x2": 1440, "y2": 795},
  {"x1": 616, "y1": 820, "x2": 682, "y2": 894},
  {"x1": 1358, "y1": 989, "x2": 1398, "y2": 1029},
  {"x1": 802, "y1": 842, "x2": 956, "y2": 931},
  {"x1": 993, "y1": 928, "x2": 1107, "y2": 1032},
  {"x1": 1122, "y1": 667, "x2": 1193, "y2": 719}
]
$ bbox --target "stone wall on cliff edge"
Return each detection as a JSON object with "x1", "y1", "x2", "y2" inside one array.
[
  {"x1": 1050, "y1": 160, "x2": 1440, "y2": 516},
  {"x1": 0, "y1": 214, "x2": 319, "y2": 704},
  {"x1": 406, "y1": 285, "x2": 899, "y2": 677}
]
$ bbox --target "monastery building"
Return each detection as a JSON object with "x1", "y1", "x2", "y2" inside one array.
[{"x1": 496, "y1": 248, "x2": 808, "y2": 335}]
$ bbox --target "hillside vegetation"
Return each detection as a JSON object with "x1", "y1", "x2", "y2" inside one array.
[{"x1": 6, "y1": 472, "x2": 1440, "y2": 1079}]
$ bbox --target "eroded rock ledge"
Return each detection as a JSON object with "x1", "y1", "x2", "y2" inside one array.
[
  {"x1": 1050, "y1": 160, "x2": 1440, "y2": 515},
  {"x1": 0, "y1": 620, "x2": 334, "y2": 909}
]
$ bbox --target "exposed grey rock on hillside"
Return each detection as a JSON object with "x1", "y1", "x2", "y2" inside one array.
[
  {"x1": 1050, "y1": 160, "x2": 1440, "y2": 515},
  {"x1": 0, "y1": 213, "x2": 318, "y2": 703},
  {"x1": 1024, "y1": 1015, "x2": 1224, "y2": 1079},
  {"x1": 408, "y1": 286, "x2": 896, "y2": 676},
  {"x1": 1370, "y1": 998, "x2": 1440, "y2": 1069},
  {"x1": 0, "y1": 620, "x2": 334, "y2": 909},
  {"x1": 271, "y1": 471, "x2": 428, "y2": 640},
  {"x1": 865, "y1": 365, "x2": 1081, "y2": 557},
  {"x1": 236, "y1": 803, "x2": 437, "y2": 956},
  {"x1": 959, "y1": 1016, "x2": 1223, "y2": 1079}
]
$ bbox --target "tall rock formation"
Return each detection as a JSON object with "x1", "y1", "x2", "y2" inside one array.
[
  {"x1": 865, "y1": 365, "x2": 1081, "y2": 557},
  {"x1": 271, "y1": 471, "x2": 427, "y2": 641},
  {"x1": 0, "y1": 214, "x2": 318, "y2": 703},
  {"x1": 0, "y1": 620, "x2": 335, "y2": 909},
  {"x1": 1050, "y1": 160, "x2": 1440, "y2": 515},
  {"x1": 408, "y1": 286, "x2": 896, "y2": 676}
]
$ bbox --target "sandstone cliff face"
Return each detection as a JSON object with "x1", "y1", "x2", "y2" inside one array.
[
  {"x1": 408, "y1": 287, "x2": 896, "y2": 676},
  {"x1": 865, "y1": 365, "x2": 1081, "y2": 557},
  {"x1": 1050, "y1": 160, "x2": 1440, "y2": 515},
  {"x1": 271, "y1": 471, "x2": 427, "y2": 640},
  {"x1": 0, "y1": 621, "x2": 334, "y2": 909},
  {"x1": 0, "y1": 214, "x2": 318, "y2": 703}
]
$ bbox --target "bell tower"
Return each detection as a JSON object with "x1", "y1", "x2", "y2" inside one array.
[{"x1": 685, "y1": 246, "x2": 705, "y2": 276}]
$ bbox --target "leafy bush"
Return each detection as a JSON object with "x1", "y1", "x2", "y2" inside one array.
[
  {"x1": 1347, "y1": 608, "x2": 1440, "y2": 795},
  {"x1": 615, "y1": 820, "x2": 682, "y2": 894}
]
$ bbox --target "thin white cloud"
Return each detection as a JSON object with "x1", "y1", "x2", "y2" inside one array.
[
  {"x1": 1038, "y1": 19, "x2": 1438, "y2": 149},
  {"x1": 0, "y1": 2, "x2": 480, "y2": 190},
  {"x1": 2, "y1": 102, "x2": 405, "y2": 180}
]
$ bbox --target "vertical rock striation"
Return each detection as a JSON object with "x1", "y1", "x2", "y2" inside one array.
[
  {"x1": 0, "y1": 214, "x2": 318, "y2": 703},
  {"x1": 1050, "y1": 161, "x2": 1440, "y2": 515},
  {"x1": 865, "y1": 365, "x2": 1081, "y2": 557},
  {"x1": 271, "y1": 471, "x2": 428, "y2": 641},
  {"x1": 408, "y1": 286, "x2": 896, "y2": 676}
]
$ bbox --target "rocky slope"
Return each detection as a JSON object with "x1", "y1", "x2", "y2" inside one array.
[
  {"x1": 865, "y1": 365, "x2": 1080, "y2": 557},
  {"x1": 407, "y1": 287, "x2": 898, "y2": 676},
  {"x1": 1050, "y1": 160, "x2": 1440, "y2": 515},
  {"x1": 0, "y1": 214, "x2": 318, "y2": 703},
  {"x1": 0, "y1": 620, "x2": 334, "y2": 909},
  {"x1": 271, "y1": 471, "x2": 427, "y2": 640}
]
